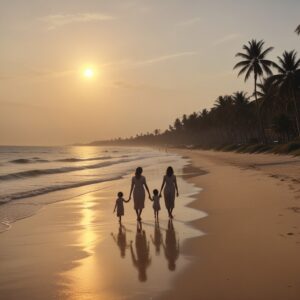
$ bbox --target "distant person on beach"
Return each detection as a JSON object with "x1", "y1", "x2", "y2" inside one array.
[
  {"x1": 150, "y1": 189, "x2": 161, "y2": 220},
  {"x1": 128, "y1": 167, "x2": 151, "y2": 221},
  {"x1": 159, "y1": 166, "x2": 179, "y2": 219},
  {"x1": 113, "y1": 192, "x2": 129, "y2": 223}
]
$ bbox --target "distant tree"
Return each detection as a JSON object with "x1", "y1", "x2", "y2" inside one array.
[
  {"x1": 272, "y1": 114, "x2": 293, "y2": 142},
  {"x1": 257, "y1": 78, "x2": 279, "y2": 123},
  {"x1": 231, "y1": 92, "x2": 251, "y2": 128},
  {"x1": 234, "y1": 39, "x2": 275, "y2": 142},
  {"x1": 173, "y1": 118, "x2": 182, "y2": 131},
  {"x1": 295, "y1": 25, "x2": 300, "y2": 35},
  {"x1": 154, "y1": 129, "x2": 160, "y2": 135},
  {"x1": 270, "y1": 50, "x2": 300, "y2": 136}
]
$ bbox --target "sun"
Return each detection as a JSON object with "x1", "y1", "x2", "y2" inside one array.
[{"x1": 83, "y1": 68, "x2": 94, "y2": 78}]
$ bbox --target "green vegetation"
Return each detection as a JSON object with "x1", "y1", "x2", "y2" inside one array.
[{"x1": 91, "y1": 26, "x2": 300, "y2": 156}]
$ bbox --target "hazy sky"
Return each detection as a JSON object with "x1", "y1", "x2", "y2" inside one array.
[{"x1": 0, "y1": 0, "x2": 299, "y2": 145}]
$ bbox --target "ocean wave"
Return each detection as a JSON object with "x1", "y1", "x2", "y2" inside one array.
[
  {"x1": 0, "y1": 175, "x2": 122, "y2": 204},
  {"x1": 56, "y1": 155, "x2": 112, "y2": 162},
  {"x1": 0, "y1": 157, "x2": 140, "y2": 181},
  {"x1": 10, "y1": 158, "x2": 49, "y2": 164},
  {"x1": 9, "y1": 155, "x2": 127, "y2": 164}
]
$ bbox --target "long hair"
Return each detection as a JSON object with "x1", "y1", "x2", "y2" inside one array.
[
  {"x1": 166, "y1": 166, "x2": 174, "y2": 177},
  {"x1": 135, "y1": 167, "x2": 143, "y2": 178}
]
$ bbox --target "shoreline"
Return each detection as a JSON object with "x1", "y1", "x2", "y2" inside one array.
[
  {"x1": 0, "y1": 149, "x2": 204, "y2": 300},
  {"x1": 158, "y1": 149, "x2": 300, "y2": 300}
]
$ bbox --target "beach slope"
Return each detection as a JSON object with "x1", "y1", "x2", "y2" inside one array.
[{"x1": 160, "y1": 149, "x2": 300, "y2": 300}]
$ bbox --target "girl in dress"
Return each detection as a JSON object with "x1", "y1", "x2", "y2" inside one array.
[
  {"x1": 150, "y1": 189, "x2": 161, "y2": 220},
  {"x1": 159, "y1": 166, "x2": 179, "y2": 219},
  {"x1": 128, "y1": 167, "x2": 151, "y2": 221},
  {"x1": 113, "y1": 192, "x2": 129, "y2": 223}
]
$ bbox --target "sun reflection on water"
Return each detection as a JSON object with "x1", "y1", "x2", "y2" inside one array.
[{"x1": 58, "y1": 194, "x2": 112, "y2": 300}]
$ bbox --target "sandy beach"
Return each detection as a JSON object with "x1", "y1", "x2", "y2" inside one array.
[
  {"x1": 0, "y1": 147, "x2": 203, "y2": 300},
  {"x1": 159, "y1": 149, "x2": 300, "y2": 300},
  {"x1": 1, "y1": 148, "x2": 300, "y2": 300}
]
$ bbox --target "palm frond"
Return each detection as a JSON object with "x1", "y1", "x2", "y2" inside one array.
[
  {"x1": 237, "y1": 64, "x2": 250, "y2": 77},
  {"x1": 235, "y1": 52, "x2": 250, "y2": 59},
  {"x1": 233, "y1": 60, "x2": 249, "y2": 70},
  {"x1": 259, "y1": 47, "x2": 274, "y2": 59},
  {"x1": 261, "y1": 64, "x2": 273, "y2": 76},
  {"x1": 244, "y1": 65, "x2": 254, "y2": 82}
]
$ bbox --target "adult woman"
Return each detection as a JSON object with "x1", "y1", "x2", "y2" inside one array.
[
  {"x1": 129, "y1": 167, "x2": 151, "y2": 221},
  {"x1": 159, "y1": 166, "x2": 179, "y2": 219}
]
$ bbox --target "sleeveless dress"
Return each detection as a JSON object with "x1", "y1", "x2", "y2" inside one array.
[
  {"x1": 163, "y1": 175, "x2": 176, "y2": 210},
  {"x1": 116, "y1": 197, "x2": 124, "y2": 217},
  {"x1": 132, "y1": 176, "x2": 146, "y2": 210},
  {"x1": 152, "y1": 195, "x2": 161, "y2": 211}
]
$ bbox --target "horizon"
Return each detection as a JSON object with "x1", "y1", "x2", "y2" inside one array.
[{"x1": 1, "y1": 0, "x2": 299, "y2": 146}]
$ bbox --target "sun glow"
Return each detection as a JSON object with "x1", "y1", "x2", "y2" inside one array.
[{"x1": 83, "y1": 68, "x2": 94, "y2": 78}]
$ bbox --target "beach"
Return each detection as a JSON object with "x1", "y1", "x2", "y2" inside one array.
[
  {"x1": 1, "y1": 147, "x2": 300, "y2": 299},
  {"x1": 0, "y1": 146, "x2": 203, "y2": 300},
  {"x1": 159, "y1": 149, "x2": 300, "y2": 300}
]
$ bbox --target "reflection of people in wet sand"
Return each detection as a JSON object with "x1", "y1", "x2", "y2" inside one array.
[
  {"x1": 163, "y1": 220, "x2": 180, "y2": 271},
  {"x1": 130, "y1": 222, "x2": 151, "y2": 282},
  {"x1": 150, "y1": 220, "x2": 162, "y2": 255},
  {"x1": 111, "y1": 224, "x2": 130, "y2": 258}
]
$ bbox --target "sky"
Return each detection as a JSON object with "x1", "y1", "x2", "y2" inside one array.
[{"x1": 0, "y1": 0, "x2": 299, "y2": 146}]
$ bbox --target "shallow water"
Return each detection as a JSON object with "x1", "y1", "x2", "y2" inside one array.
[
  {"x1": 0, "y1": 146, "x2": 177, "y2": 230},
  {"x1": 0, "y1": 146, "x2": 206, "y2": 299}
]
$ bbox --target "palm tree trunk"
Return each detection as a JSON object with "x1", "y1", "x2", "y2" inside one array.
[
  {"x1": 254, "y1": 73, "x2": 265, "y2": 143},
  {"x1": 292, "y1": 91, "x2": 300, "y2": 136}
]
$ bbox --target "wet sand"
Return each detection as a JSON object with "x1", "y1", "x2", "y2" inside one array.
[
  {"x1": 0, "y1": 154, "x2": 204, "y2": 300},
  {"x1": 159, "y1": 149, "x2": 300, "y2": 300}
]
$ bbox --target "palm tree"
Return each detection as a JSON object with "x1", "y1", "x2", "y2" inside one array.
[
  {"x1": 232, "y1": 91, "x2": 249, "y2": 106},
  {"x1": 295, "y1": 25, "x2": 300, "y2": 35},
  {"x1": 234, "y1": 39, "x2": 275, "y2": 142},
  {"x1": 269, "y1": 50, "x2": 300, "y2": 136},
  {"x1": 257, "y1": 78, "x2": 280, "y2": 116}
]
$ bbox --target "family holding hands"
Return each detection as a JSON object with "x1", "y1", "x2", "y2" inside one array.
[{"x1": 114, "y1": 166, "x2": 179, "y2": 222}]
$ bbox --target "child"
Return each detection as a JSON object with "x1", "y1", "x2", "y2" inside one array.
[
  {"x1": 113, "y1": 192, "x2": 128, "y2": 223},
  {"x1": 151, "y1": 189, "x2": 161, "y2": 220}
]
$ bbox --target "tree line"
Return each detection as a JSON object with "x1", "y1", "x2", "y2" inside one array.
[{"x1": 92, "y1": 26, "x2": 300, "y2": 148}]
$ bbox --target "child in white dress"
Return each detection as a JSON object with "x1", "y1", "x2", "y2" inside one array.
[
  {"x1": 113, "y1": 192, "x2": 129, "y2": 223},
  {"x1": 151, "y1": 189, "x2": 161, "y2": 220}
]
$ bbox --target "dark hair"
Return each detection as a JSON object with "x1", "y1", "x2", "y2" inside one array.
[
  {"x1": 135, "y1": 167, "x2": 143, "y2": 177},
  {"x1": 117, "y1": 191, "x2": 123, "y2": 197},
  {"x1": 153, "y1": 189, "x2": 159, "y2": 195},
  {"x1": 166, "y1": 166, "x2": 174, "y2": 177}
]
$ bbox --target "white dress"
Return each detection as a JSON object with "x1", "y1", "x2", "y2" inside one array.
[
  {"x1": 163, "y1": 175, "x2": 176, "y2": 209},
  {"x1": 152, "y1": 195, "x2": 161, "y2": 211},
  {"x1": 132, "y1": 175, "x2": 146, "y2": 210},
  {"x1": 116, "y1": 197, "x2": 124, "y2": 216}
]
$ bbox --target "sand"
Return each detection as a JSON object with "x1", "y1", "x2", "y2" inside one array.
[
  {"x1": 158, "y1": 149, "x2": 300, "y2": 300},
  {"x1": 1, "y1": 149, "x2": 300, "y2": 300},
  {"x1": 0, "y1": 154, "x2": 202, "y2": 300}
]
